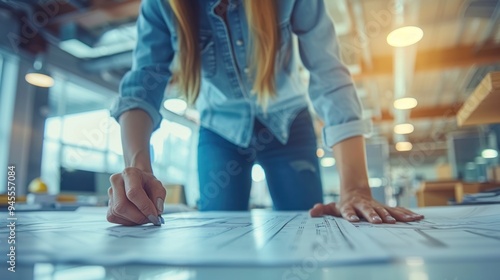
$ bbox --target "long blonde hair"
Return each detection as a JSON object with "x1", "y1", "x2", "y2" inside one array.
[{"x1": 168, "y1": 0, "x2": 279, "y2": 107}]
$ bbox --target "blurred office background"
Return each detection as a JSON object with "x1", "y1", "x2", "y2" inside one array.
[{"x1": 0, "y1": 0, "x2": 499, "y2": 209}]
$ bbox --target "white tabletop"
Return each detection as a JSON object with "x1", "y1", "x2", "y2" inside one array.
[{"x1": 2, "y1": 205, "x2": 499, "y2": 280}]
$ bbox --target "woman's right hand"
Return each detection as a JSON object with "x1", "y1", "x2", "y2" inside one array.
[{"x1": 107, "y1": 167, "x2": 166, "y2": 226}]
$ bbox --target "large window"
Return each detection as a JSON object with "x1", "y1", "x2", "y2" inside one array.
[
  {"x1": 41, "y1": 76, "x2": 121, "y2": 194},
  {"x1": 151, "y1": 120, "x2": 193, "y2": 182},
  {"x1": 40, "y1": 74, "x2": 198, "y2": 201}
]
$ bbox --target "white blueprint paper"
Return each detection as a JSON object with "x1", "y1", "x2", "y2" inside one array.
[
  {"x1": 354, "y1": 205, "x2": 500, "y2": 260},
  {"x1": 3, "y1": 210, "x2": 388, "y2": 265},
  {"x1": 1, "y1": 205, "x2": 499, "y2": 266}
]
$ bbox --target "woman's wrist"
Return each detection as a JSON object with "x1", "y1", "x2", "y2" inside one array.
[
  {"x1": 119, "y1": 109, "x2": 154, "y2": 174},
  {"x1": 339, "y1": 180, "x2": 371, "y2": 196},
  {"x1": 128, "y1": 163, "x2": 153, "y2": 174},
  {"x1": 125, "y1": 150, "x2": 153, "y2": 174}
]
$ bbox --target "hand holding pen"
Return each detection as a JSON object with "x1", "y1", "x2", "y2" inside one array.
[{"x1": 107, "y1": 167, "x2": 166, "y2": 226}]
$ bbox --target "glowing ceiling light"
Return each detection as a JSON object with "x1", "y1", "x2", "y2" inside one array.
[
  {"x1": 26, "y1": 54, "x2": 54, "y2": 88},
  {"x1": 481, "y1": 149, "x2": 498, "y2": 159},
  {"x1": 387, "y1": 26, "x2": 424, "y2": 47},
  {"x1": 394, "y1": 97, "x2": 418, "y2": 110},
  {"x1": 394, "y1": 123, "x2": 415, "y2": 135},
  {"x1": 25, "y1": 73, "x2": 55, "y2": 88},
  {"x1": 163, "y1": 98, "x2": 187, "y2": 115},
  {"x1": 395, "y1": 141, "x2": 413, "y2": 152},
  {"x1": 320, "y1": 157, "x2": 336, "y2": 167},
  {"x1": 316, "y1": 148, "x2": 325, "y2": 158}
]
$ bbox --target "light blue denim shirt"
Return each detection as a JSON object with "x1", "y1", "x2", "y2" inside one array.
[{"x1": 111, "y1": 0, "x2": 372, "y2": 148}]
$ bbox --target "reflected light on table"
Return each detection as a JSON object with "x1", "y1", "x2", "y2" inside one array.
[
  {"x1": 406, "y1": 257, "x2": 428, "y2": 280},
  {"x1": 54, "y1": 266, "x2": 105, "y2": 280},
  {"x1": 251, "y1": 214, "x2": 268, "y2": 249},
  {"x1": 409, "y1": 271, "x2": 429, "y2": 280}
]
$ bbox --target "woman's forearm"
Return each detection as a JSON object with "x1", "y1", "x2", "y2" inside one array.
[
  {"x1": 119, "y1": 109, "x2": 154, "y2": 173},
  {"x1": 332, "y1": 136, "x2": 370, "y2": 194}
]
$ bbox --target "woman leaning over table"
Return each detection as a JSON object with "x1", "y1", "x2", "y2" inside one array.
[{"x1": 106, "y1": 0, "x2": 424, "y2": 226}]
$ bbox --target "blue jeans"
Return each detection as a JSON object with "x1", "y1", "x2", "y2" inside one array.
[{"x1": 197, "y1": 109, "x2": 323, "y2": 211}]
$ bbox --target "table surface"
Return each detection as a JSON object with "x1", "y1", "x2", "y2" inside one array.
[
  {"x1": 4, "y1": 259, "x2": 500, "y2": 280},
  {"x1": 2, "y1": 205, "x2": 500, "y2": 280}
]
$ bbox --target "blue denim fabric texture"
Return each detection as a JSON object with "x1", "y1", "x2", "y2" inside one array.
[
  {"x1": 197, "y1": 108, "x2": 323, "y2": 210},
  {"x1": 110, "y1": 0, "x2": 372, "y2": 149}
]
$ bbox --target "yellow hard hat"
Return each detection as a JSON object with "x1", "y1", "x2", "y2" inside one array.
[{"x1": 28, "y1": 178, "x2": 48, "y2": 194}]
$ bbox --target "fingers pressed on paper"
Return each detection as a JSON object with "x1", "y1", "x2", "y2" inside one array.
[
  {"x1": 374, "y1": 206, "x2": 396, "y2": 224},
  {"x1": 395, "y1": 207, "x2": 424, "y2": 221},
  {"x1": 356, "y1": 204, "x2": 382, "y2": 224},
  {"x1": 340, "y1": 205, "x2": 359, "y2": 222},
  {"x1": 325, "y1": 203, "x2": 342, "y2": 217},
  {"x1": 309, "y1": 203, "x2": 324, "y2": 217},
  {"x1": 404, "y1": 208, "x2": 425, "y2": 219},
  {"x1": 385, "y1": 208, "x2": 406, "y2": 221},
  {"x1": 388, "y1": 208, "x2": 417, "y2": 222}
]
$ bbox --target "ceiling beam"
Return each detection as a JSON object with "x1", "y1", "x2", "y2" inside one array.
[
  {"x1": 51, "y1": 0, "x2": 140, "y2": 28},
  {"x1": 81, "y1": 43, "x2": 500, "y2": 74},
  {"x1": 353, "y1": 44, "x2": 500, "y2": 80},
  {"x1": 374, "y1": 104, "x2": 463, "y2": 123}
]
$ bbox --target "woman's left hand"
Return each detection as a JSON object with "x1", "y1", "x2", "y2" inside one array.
[{"x1": 309, "y1": 188, "x2": 424, "y2": 224}]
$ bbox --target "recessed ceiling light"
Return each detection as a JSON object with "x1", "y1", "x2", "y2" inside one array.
[
  {"x1": 395, "y1": 142, "x2": 413, "y2": 152},
  {"x1": 394, "y1": 123, "x2": 415, "y2": 135},
  {"x1": 26, "y1": 54, "x2": 55, "y2": 88},
  {"x1": 394, "y1": 97, "x2": 418, "y2": 110},
  {"x1": 25, "y1": 73, "x2": 55, "y2": 88},
  {"x1": 481, "y1": 149, "x2": 498, "y2": 159},
  {"x1": 387, "y1": 26, "x2": 424, "y2": 47}
]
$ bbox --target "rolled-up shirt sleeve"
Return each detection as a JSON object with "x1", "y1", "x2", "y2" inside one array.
[
  {"x1": 291, "y1": 0, "x2": 372, "y2": 149},
  {"x1": 110, "y1": 0, "x2": 174, "y2": 130}
]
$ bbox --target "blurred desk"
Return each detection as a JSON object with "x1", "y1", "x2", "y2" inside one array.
[{"x1": 417, "y1": 180, "x2": 498, "y2": 206}]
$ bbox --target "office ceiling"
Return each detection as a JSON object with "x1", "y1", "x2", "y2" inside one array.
[{"x1": 1, "y1": 0, "x2": 500, "y2": 157}]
